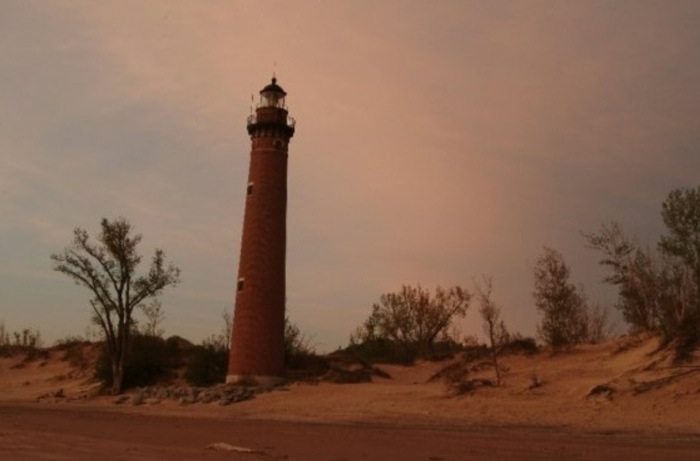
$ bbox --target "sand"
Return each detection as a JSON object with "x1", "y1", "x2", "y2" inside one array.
[{"x1": 1, "y1": 336, "x2": 699, "y2": 460}]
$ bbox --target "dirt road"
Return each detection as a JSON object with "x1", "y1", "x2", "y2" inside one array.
[{"x1": 1, "y1": 403, "x2": 698, "y2": 461}]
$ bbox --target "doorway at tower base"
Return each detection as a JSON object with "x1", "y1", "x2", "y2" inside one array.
[{"x1": 226, "y1": 374, "x2": 285, "y2": 387}]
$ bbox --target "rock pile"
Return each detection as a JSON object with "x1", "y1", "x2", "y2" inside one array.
[{"x1": 115, "y1": 383, "x2": 274, "y2": 406}]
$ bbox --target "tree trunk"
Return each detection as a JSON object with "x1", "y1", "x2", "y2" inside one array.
[
  {"x1": 111, "y1": 359, "x2": 123, "y2": 395},
  {"x1": 492, "y1": 350, "x2": 501, "y2": 387},
  {"x1": 111, "y1": 330, "x2": 128, "y2": 395}
]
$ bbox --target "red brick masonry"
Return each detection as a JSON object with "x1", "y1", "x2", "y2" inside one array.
[{"x1": 228, "y1": 84, "x2": 294, "y2": 383}]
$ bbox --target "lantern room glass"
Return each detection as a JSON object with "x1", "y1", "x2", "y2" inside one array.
[{"x1": 261, "y1": 90, "x2": 285, "y2": 108}]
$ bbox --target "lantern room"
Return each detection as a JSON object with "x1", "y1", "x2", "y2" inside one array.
[{"x1": 259, "y1": 77, "x2": 287, "y2": 108}]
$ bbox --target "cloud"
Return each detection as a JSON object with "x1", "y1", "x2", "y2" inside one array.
[{"x1": 1, "y1": 1, "x2": 699, "y2": 347}]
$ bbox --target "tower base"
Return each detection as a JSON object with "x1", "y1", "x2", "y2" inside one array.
[{"x1": 225, "y1": 374, "x2": 284, "y2": 387}]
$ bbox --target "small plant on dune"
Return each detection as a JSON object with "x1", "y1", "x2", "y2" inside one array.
[
  {"x1": 431, "y1": 333, "x2": 539, "y2": 395},
  {"x1": 284, "y1": 317, "x2": 330, "y2": 381},
  {"x1": 184, "y1": 309, "x2": 230, "y2": 386},
  {"x1": 284, "y1": 316, "x2": 315, "y2": 362},
  {"x1": 0, "y1": 321, "x2": 10, "y2": 356},
  {"x1": 428, "y1": 339, "x2": 492, "y2": 393},
  {"x1": 14, "y1": 328, "x2": 42, "y2": 349},
  {"x1": 0, "y1": 322, "x2": 43, "y2": 357},
  {"x1": 53, "y1": 335, "x2": 87, "y2": 347},
  {"x1": 474, "y1": 276, "x2": 510, "y2": 386},
  {"x1": 0, "y1": 320, "x2": 9, "y2": 345}
]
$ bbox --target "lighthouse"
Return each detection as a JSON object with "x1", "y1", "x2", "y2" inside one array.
[{"x1": 227, "y1": 77, "x2": 295, "y2": 385}]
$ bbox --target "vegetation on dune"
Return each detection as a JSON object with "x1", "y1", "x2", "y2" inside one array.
[
  {"x1": 532, "y1": 247, "x2": 614, "y2": 351},
  {"x1": 3, "y1": 184, "x2": 691, "y2": 393},
  {"x1": 51, "y1": 217, "x2": 180, "y2": 394},
  {"x1": 183, "y1": 310, "x2": 231, "y2": 386},
  {"x1": 586, "y1": 184, "x2": 700, "y2": 360},
  {"x1": 184, "y1": 312, "x2": 324, "y2": 386},
  {"x1": 96, "y1": 334, "x2": 185, "y2": 389},
  {"x1": 348, "y1": 284, "x2": 471, "y2": 363},
  {"x1": 346, "y1": 185, "x2": 699, "y2": 389},
  {"x1": 0, "y1": 321, "x2": 43, "y2": 356},
  {"x1": 474, "y1": 276, "x2": 510, "y2": 386}
]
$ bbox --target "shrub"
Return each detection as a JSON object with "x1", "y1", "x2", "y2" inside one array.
[
  {"x1": 183, "y1": 343, "x2": 228, "y2": 386},
  {"x1": 533, "y1": 247, "x2": 589, "y2": 351},
  {"x1": 474, "y1": 276, "x2": 510, "y2": 386},
  {"x1": 342, "y1": 337, "x2": 462, "y2": 365},
  {"x1": 282, "y1": 317, "x2": 332, "y2": 380},
  {"x1": 342, "y1": 338, "x2": 416, "y2": 365},
  {"x1": 501, "y1": 335, "x2": 539, "y2": 356},
  {"x1": 350, "y1": 284, "x2": 471, "y2": 361},
  {"x1": 96, "y1": 334, "x2": 178, "y2": 389},
  {"x1": 0, "y1": 322, "x2": 43, "y2": 356},
  {"x1": 53, "y1": 335, "x2": 86, "y2": 347},
  {"x1": 284, "y1": 317, "x2": 314, "y2": 363}
]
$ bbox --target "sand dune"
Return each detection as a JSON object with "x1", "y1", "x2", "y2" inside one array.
[{"x1": 1, "y1": 336, "x2": 698, "y2": 436}]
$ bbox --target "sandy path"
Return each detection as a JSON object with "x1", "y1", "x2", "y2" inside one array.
[{"x1": 1, "y1": 403, "x2": 699, "y2": 461}]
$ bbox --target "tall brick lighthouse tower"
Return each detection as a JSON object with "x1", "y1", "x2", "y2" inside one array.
[{"x1": 227, "y1": 77, "x2": 295, "y2": 385}]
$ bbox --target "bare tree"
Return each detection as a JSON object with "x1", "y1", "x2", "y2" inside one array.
[
  {"x1": 51, "y1": 218, "x2": 180, "y2": 394},
  {"x1": 474, "y1": 276, "x2": 509, "y2": 386}
]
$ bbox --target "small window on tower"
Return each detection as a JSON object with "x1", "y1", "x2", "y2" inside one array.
[
  {"x1": 247, "y1": 182, "x2": 254, "y2": 195},
  {"x1": 237, "y1": 278, "x2": 245, "y2": 292},
  {"x1": 273, "y1": 140, "x2": 283, "y2": 150}
]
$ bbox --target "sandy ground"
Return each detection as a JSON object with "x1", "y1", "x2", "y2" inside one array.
[
  {"x1": 1, "y1": 336, "x2": 699, "y2": 460},
  {"x1": 2, "y1": 403, "x2": 699, "y2": 461}
]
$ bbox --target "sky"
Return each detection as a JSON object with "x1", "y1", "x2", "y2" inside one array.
[{"x1": 1, "y1": 1, "x2": 699, "y2": 351}]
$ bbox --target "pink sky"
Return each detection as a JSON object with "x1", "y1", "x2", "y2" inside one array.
[{"x1": 1, "y1": 1, "x2": 699, "y2": 349}]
